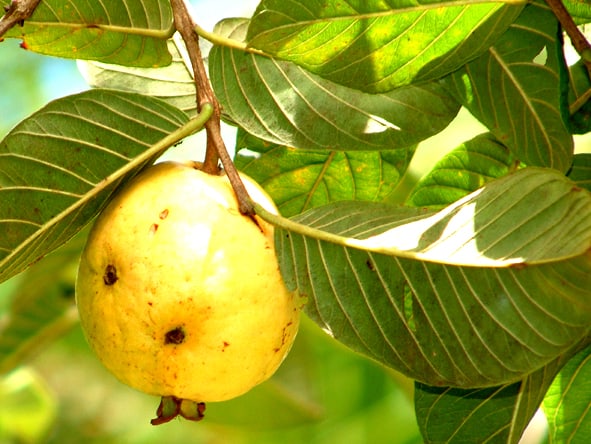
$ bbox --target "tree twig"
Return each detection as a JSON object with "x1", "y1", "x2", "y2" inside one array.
[
  {"x1": 545, "y1": 0, "x2": 591, "y2": 78},
  {"x1": 169, "y1": 0, "x2": 254, "y2": 215},
  {"x1": 0, "y1": 0, "x2": 41, "y2": 39}
]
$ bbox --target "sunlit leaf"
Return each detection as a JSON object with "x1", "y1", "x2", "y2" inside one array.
[
  {"x1": 407, "y1": 133, "x2": 518, "y2": 209},
  {"x1": 264, "y1": 168, "x2": 591, "y2": 387},
  {"x1": 0, "y1": 0, "x2": 173, "y2": 66},
  {"x1": 0, "y1": 89, "x2": 210, "y2": 284},
  {"x1": 210, "y1": 19, "x2": 461, "y2": 152},
  {"x1": 247, "y1": 0, "x2": 524, "y2": 92},
  {"x1": 443, "y1": 1, "x2": 573, "y2": 172},
  {"x1": 564, "y1": 0, "x2": 591, "y2": 24},
  {"x1": 235, "y1": 130, "x2": 414, "y2": 217},
  {"x1": 543, "y1": 343, "x2": 591, "y2": 443}
]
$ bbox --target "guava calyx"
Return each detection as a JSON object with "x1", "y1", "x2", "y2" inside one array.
[{"x1": 151, "y1": 396, "x2": 206, "y2": 425}]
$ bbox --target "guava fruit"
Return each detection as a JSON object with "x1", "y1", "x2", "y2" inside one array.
[{"x1": 75, "y1": 161, "x2": 301, "y2": 423}]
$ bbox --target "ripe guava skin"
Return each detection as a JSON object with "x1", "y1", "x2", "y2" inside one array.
[{"x1": 75, "y1": 161, "x2": 301, "y2": 403}]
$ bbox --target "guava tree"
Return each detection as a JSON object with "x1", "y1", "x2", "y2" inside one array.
[{"x1": 1, "y1": 0, "x2": 591, "y2": 442}]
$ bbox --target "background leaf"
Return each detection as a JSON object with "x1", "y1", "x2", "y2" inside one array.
[
  {"x1": 443, "y1": 1, "x2": 573, "y2": 172},
  {"x1": 415, "y1": 349, "x2": 575, "y2": 443},
  {"x1": 272, "y1": 168, "x2": 591, "y2": 387},
  {"x1": 78, "y1": 34, "x2": 199, "y2": 117},
  {"x1": 543, "y1": 343, "x2": 591, "y2": 443},
  {"x1": 247, "y1": 0, "x2": 524, "y2": 92},
  {"x1": 210, "y1": 19, "x2": 461, "y2": 152},
  {"x1": 0, "y1": 0, "x2": 173, "y2": 67},
  {"x1": 0, "y1": 229, "x2": 86, "y2": 375},
  {"x1": 407, "y1": 133, "x2": 518, "y2": 209},
  {"x1": 235, "y1": 130, "x2": 414, "y2": 217},
  {"x1": 0, "y1": 89, "x2": 196, "y2": 284}
]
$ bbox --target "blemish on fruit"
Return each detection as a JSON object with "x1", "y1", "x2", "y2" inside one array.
[
  {"x1": 165, "y1": 327, "x2": 186, "y2": 345},
  {"x1": 103, "y1": 265, "x2": 118, "y2": 285},
  {"x1": 222, "y1": 341, "x2": 230, "y2": 351},
  {"x1": 159, "y1": 209, "x2": 169, "y2": 219},
  {"x1": 149, "y1": 223, "x2": 159, "y2": 234},
  {"x1": 366, "y1": 259, "x2": 375, "y2": 271}
]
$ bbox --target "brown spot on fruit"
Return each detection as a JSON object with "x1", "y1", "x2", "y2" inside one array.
[
  {"x1": 159, "y1": 209, "x2": 169, "y2": 220},
  {"x1": 149, "y1": 223, "x2": 159, "y2": 234},
  {"x1": 165, "y1": 327, "x2": 186, "y2": 345},
  {"x1": 103, "y1": 265, "x2": 118, "y2": 285}
]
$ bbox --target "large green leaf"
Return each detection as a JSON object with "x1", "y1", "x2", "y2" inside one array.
[
  {"x1": 260, "y1": 167, "x2": 591, "y2": 387},
  {"x1": 543, "y1": 343, "x2": 591, "y2": 442},
  {"x1": 0, "y1": 0, "x2": 173, "y2": 67},
  {"x1": 234, "y1": 130, "x2": 414, "y2": 217},
  {"x1": 407, "y1": 133, "x2": 518, "y2": 209},
  {"x1": 78, "y1": 35, "x2": 198, "y2": 117},
  {"x1": 0, "y1": 89, "x2": 211, "y2": 284},
  {"x1": 246, "y1": 0, "x2": 525, "y2": 92},
  {"x1": 443, "y1": 2, "x2": 573, "y2": 172},
  {"x1": 415, "y1": 348, "x2": 576, "y2": 443},
  {"x1": 210, "y1": 19, "x2": 461, "y2": 152}
]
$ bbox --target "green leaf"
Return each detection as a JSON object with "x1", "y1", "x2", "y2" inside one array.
[
  {"x1": 0, "y1": 89, "x2": 211, "y2": 284},
  {"x1": 0, "y1": 230, "x2": 87, "y2": 374},
  {"x1": 78, "y1": 35, "x2": 198, "y2": 117},
  {"x1": 543, "y1": 343, "x2": 591, "y2": 442},
  {"x1": 415, "y1": 349, "x2": 574, "y2": 443},
  {"x1": 210, "y1": 19, "x2": 461, "y2": 151},
  {"x1": 407, "y1": 133, "x2": 518, "y2": 209},
  {"x1": 246, "y1": 0, "x2": 524, "y2": 92},
  {"x1": 443, "y1": 2, "x2": 573, "y2": 172},
  {"x1": 235, "y1": 130, "x2": 414, "y2": 217},
  {"x1": 263, "y1": 168, "x2": 591, "y2": 387},
  {"x1": 0, "y1": 0, "x2": 173, "y2": 67},
  {"x1": 564, "y1": 0, "x2": 591, "y2": 24},
  {"x1": 568, "y1": 153, "x2": 591, "y2": 192}
]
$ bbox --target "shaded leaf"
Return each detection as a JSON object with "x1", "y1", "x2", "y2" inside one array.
[
  {"x1": 210, "y1": 19, "x2": 461, "y2": 152},
  {"x1": 77, "y1": 34, "x2": 199, "y2": 117},
  {"x1": 235, "y1": 130, "x2": 414, "y2": 217},
  {"x1": 265, "y1": 168, "x2": 591, "y2": 387},
  {"x1": 1, "y1": 0, "x2": 173, "y2": 67},
  {"x1": 568, "y1": 59, "x2": 591, "y2": 134},
  {"x1": 0, "y1": 89, "x2": 210, "y2": 284},
  {"x1": 568, "y1": 153, "x2": 591, "y2": 192},
  {"x1": 247, "y1": 0, "x2": 524, "y2": 92},
  {"x1": 543, "y1": 343, "x2": 591, "y2": 443},
  {"x1": 443, "y1": 2, "x2": 573, "y2": 172},
  {"x1": 407, "y1": 133, "x2": 518, "y2": 209},
  {"x1": 415, "y1": 348, "x2": 576, "y2": 443}
]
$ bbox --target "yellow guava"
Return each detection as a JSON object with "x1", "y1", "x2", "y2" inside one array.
[{"x1": 75, "y1": 161, "x2": 301, "y2": 414}]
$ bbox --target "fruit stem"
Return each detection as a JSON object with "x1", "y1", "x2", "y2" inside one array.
[{"x1": 171, "y1": 0, "x2": 254, "y2": 215}]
